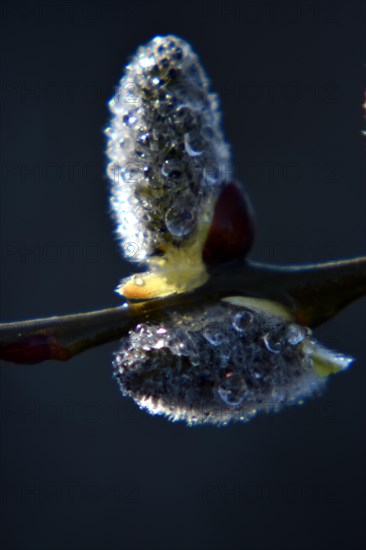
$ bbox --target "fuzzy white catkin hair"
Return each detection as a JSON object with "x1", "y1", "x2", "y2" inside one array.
[{"x1": 105, "y1": 35, "x2": 231, "y2": 264}]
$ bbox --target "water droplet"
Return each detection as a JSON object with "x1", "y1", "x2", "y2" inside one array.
[
  {"x1": 179, "y1": 334, "x2": 200, "y2": 365},
  {"x1": 218, "y1": 373, "x2": 246, "y2": 406},
  {"x1": 153, "y1": 339, "x2": 166, "y2": 349},
  {"x1": 286, "y1": 324, "x2": 306, "y2": 346},
  {"x1": 263, "y1": 331, "x2": 283, "y2": 354},
  {"x1": 135, "y1": 323, "x2": 151, "y2": 336},
  {"x1": 133, "y1": 275, "x2": 145, "y2": 286},
  {"x1": 123, "y1": 113, "x2": 137, "y2": 126},
  {"x1": 173, "y1": 104, "x2": 197, "y2": 131},
  {"x1": 165, "y1": 202, "x2": 196, "y2": 237},
  {"x1": 139, "y1": 56, "x2": 155, "y2": 69},
  {"x1": 203, "y1": 164, "x2": 219, "y2": 186},
  {"x1": 108, "y1": 98, "x2": 122, "y2": 114},
  {"x1": 203, "y1": 324, "x2": 225, "y2": 346},
  {"x1": 232, "y1": 310, "x2": 254, "y2": 333},
  {"x1": 184, "y1": 131, "x2": 204, "y2": 156},
  {"x1": 112, "y1": 353, "x2": 124, "y2": 368},
  {"x1": 161, "y1": 158, "x2": 182, "y2": 179},
  {"x1": 141, "y1": 165, "x2": 152, "y2": 179},
  {"x1": 138, "y1": 133, "x2": 151, "y2": 147}
]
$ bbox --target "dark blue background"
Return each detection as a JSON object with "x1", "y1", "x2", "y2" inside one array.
[{"x1": 0, "y1": 1, "x2": 365, "y2": 549}]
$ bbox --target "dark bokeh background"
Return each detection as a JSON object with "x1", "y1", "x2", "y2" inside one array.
[{"x1": 0, "y1": 1, "x2": 365, "y2": 549}]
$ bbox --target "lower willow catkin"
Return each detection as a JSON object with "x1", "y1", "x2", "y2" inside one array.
[{"x1": 112, "y1": 297, "x2": 352, "y2": 425}]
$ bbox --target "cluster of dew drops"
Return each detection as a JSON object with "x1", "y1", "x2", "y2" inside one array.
[{"x1": 204, "y1": 311, "x2": 309, "y2": 407}]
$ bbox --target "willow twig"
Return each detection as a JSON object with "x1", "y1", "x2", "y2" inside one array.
[{"x1": 1, "y1": 256, "x2": 366, "y2": 364}]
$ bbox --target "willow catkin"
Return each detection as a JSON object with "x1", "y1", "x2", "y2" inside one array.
[
  {"x1": 113, "y1": 297, "x2": 352, "y2": 425},
  {"x1": 106, "y1": 35, "x2": 231, "y2": 265}
]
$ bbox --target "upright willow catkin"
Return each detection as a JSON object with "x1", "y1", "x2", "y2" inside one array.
[{"x1": 106, "y1": 35, "x2": 234, "y2": 299}]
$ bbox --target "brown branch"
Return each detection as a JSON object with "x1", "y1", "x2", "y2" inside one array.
[{"x1": 1, "y1": 256, "x2": 366, "y2": 364}]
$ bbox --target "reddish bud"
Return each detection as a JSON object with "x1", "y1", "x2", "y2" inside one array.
[{"x1": 202, "y1": 181, "x2": 255, "y2": 266}]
